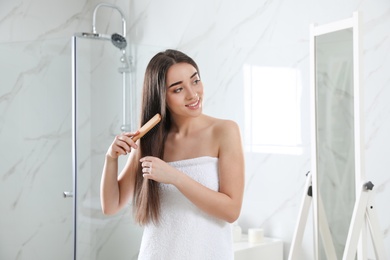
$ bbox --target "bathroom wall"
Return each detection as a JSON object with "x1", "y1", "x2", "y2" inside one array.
[{"x1": 1, "y1": 0, "x2": 389, "y2": 260}]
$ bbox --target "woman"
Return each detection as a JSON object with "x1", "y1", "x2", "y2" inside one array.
[{"x1": 101, "y1": 49, "x2": 244, "y2": 259}]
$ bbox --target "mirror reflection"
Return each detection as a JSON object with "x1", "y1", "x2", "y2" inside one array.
[{"x1": 315, "y1": 28, "x2": 356, "y2": 259}]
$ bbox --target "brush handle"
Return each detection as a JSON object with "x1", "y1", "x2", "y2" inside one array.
[{"x1": 132, "y1": 113, "x2": 161, "y2": 142}]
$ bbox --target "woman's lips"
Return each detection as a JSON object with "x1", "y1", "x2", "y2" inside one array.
[{"x1": 186, "y1": 98, "x2": 201, "y2": 109}]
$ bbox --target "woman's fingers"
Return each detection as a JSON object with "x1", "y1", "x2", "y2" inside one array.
[
  {"x1": 118, "y1": 131, "x2": 139, "y2": 149},
  {"x1": 140, "y1": 157, "x2": 153, "y2": 178},
  {"x1": 108, "y1": 131, "x2": 140, "y2": 158},
  {"x1": 123, "y1": 130, "x2": 140, "y2": 139},
  {"x1": 139, "y1": 157, "x2": 175, "y2": 183},
  {"x1": 112, "y1": 137, "x2": 127, "y2": 156}
]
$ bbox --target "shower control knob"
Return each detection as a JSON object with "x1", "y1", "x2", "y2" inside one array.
[{"x1": 63, "y1": 191, "x2": 73, "y2": 198}]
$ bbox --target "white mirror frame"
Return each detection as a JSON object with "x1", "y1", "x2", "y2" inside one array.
[{"x1": 310, "y1": 12, "x2": 364, "y2": 260}]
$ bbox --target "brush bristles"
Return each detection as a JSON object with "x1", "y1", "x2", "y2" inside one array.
[{"x1": 132, "y1": 113, "x2": 161, "y2": 142}]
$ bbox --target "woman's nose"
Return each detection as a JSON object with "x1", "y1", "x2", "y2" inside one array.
[{"x1": 186, "y1": 89, "x2": 198, "y2": 100}]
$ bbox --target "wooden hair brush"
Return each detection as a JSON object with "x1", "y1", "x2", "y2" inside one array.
[{"x1": 132, "y1": 113, "x2": 161, "y2": 142}]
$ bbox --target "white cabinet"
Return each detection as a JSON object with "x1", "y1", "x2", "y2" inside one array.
[{"x1": 234, "y1": 235, "x2": 283, "y2": 260}]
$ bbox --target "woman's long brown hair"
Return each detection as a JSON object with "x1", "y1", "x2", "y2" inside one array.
[{"x1": 132, "y1": 49, "x2": 200, "y2": 225}]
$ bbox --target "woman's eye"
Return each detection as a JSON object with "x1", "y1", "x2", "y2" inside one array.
[
  {"x1": 174, "y1": 87, "x2": 183, "y2": 93},
  {"x1": 194, "y1": 79, "x2": 201, "y2": 85}
]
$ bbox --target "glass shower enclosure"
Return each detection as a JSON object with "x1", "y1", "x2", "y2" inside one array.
[
  {"x1": 0, "y1": 3, "x2": 163, "y2": 259},
  {"x1": 69, "y1": 33, "x2": 142, "y2": 259}
]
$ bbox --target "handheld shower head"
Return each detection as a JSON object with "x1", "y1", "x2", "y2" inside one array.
[
  {"x1": 112, "y1": 33, "x2": 130, "y2": 72},
  {"x1": 111, "y1": 33, "x2": 127, "y2": 50}
]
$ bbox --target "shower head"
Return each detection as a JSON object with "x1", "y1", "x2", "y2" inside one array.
[
  {"x1": 75, "y1": 32, "x2": 111, "y2": 40},
  {"x1": 111, "y1": 33, "x2": 127, "y2": 50}
]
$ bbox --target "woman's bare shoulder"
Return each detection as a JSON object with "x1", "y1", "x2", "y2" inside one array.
[
  {"x1": 203, "y1": 115, "x2": 240, "y2": 137},
  {"x1": 203, "y1": 116, "x2": 243, "y2": 160}
]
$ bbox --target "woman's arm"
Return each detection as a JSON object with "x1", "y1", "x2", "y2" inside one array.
[
  {"x1": 141, "y1": 120, "x2": 245, "y2": 222},
  {"x1": 100, "y1": 132, "x2": 139, "y2": 215},
  {"x1": 177, "y1": 120, "x2": 244, "y2": 222}
]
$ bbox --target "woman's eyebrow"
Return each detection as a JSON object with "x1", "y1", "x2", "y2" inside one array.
[
  {"x1": 190, "y1": 72, "x2": 198, "y2": 78},
  {"x1": 168, "y1": 72, "x2": 198, "y2": 88}
]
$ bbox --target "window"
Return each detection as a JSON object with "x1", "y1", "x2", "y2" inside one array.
[{"x1": 243, "y1": 64, "x2": 303, "y2": 155}]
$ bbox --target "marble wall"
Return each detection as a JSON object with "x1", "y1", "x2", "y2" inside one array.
[{"x1": 1, "y1": 0, "x2": 389, "y2": 259}]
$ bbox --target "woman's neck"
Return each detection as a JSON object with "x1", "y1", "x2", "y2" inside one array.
[{"x1": 170, "y1": 114, "x2": 206, "y2": 137}]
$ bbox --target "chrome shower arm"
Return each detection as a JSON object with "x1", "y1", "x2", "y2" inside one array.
[{"x1": 92, "y1": 3, "x2": 127, "y2": 37}]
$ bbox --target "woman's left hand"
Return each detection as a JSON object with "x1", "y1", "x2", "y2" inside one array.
[{"x1": 140, "y1": 156, "x2": 179, "y2": 184}]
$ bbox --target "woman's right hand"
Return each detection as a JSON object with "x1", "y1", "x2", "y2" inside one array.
[{"x1": 106, "y1": 131, "x2": 140, "y2": 159}]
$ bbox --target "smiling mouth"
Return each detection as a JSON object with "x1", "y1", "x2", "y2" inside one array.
[{"x1": 186, "y1": 98, "x2": 200, "y2": 107}]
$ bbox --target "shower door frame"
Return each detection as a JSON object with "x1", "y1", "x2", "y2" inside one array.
[
  {"x1": 70, "y1": 34, "x2": 142, "y2": 260},
  {"x1": 71, "y1": 35, "x2": 79, "y2": 260}
]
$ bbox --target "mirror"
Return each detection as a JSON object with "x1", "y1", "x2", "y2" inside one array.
[
  {"x1": 316, "y1": 28, "x2": 355, "y2": 259},
  {"x1": 311, "y1": 12, "x2": 363, "y2": 259}
]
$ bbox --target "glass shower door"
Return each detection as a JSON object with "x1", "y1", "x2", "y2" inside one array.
[
  {"x1": 1, "y1": 37, "x2": 73, "y2": 260},
  {"x1": 71, "y1": 35, "x2": 143, "y2": 260}
]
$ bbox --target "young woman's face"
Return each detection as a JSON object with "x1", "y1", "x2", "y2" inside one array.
[{"x1": 165, "y1": 62, "x2": 203, "y2": 118}]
